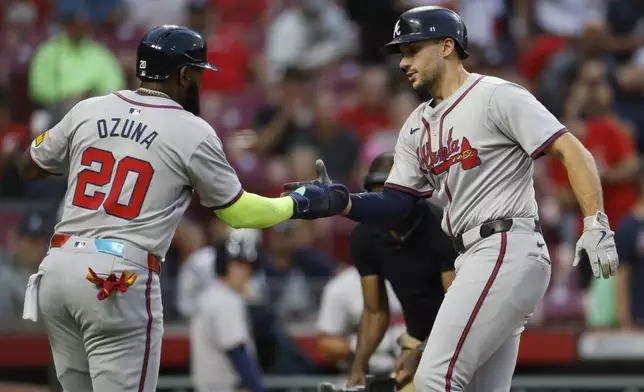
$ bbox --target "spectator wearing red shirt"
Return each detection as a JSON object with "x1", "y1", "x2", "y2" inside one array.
[
  {"x1": 550, "y1": 59, "x2": 639, "y2": 292},
  {"x1": 550, "y1": 60, "x2": 639, "y2": 231},
  {"x1": 338, "y1": 65, "x2": 392, "y2": 142},
  {"x1": 186, "y1": 0, "x2": 255, "y2": 93},
  {"x1": 209, "y1": 0, "x2": 267, "y2": 32}
]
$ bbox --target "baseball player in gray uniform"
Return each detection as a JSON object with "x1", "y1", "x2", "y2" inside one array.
[
  {"x1": 282, "y1": 6, "x2": 619, "y2": 392},
  {"x1": 18, "y1": 25, "x2": 345, "y2": 392},
  {"x1": 191, "y1": 229, "x2": 265, "y2": 392}
]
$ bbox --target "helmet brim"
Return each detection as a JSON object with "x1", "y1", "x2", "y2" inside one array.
[
  {"x1": 380, "y1": 34, "x2": 432, "y2": 54},
  {"x1": 192, "y1": 62, "x2": 219, "y2": 72}
]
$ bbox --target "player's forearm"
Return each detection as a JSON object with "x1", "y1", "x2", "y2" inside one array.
[
  {"x1": 318, "y1": 335, "x2": 353, "y2": 361},
  {"x1": 549, "y1": 135, "x2": 604, "y2": 217},
  {"x1": 345, "y1": 188, "x2": 418, "y2": 226},
  {"x1": 352, "y1": 310, "x2": 390, "y2": 372},
  {"x1": 215, "y1": 191, "x2": 293, "y2": 229}
]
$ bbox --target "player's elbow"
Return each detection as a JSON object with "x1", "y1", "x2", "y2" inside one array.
[
  {"x1": 216, "y1": 214, "x2": 244, "y2": 229},
  {"x1": 547, "y1": 132, "x2": 590, "y2": 163},
  {"x1": 18, "y1": 149, "x2": 48, "y2": 180}
]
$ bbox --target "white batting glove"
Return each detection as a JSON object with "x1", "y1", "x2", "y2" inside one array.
[{"x1": 573, "y1": 211, "x2": 618, "y2": 279}]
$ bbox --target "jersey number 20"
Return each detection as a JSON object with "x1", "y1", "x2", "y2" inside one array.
[{"x1": 72, "y1": 147, "x2": 154, "y2": 220}]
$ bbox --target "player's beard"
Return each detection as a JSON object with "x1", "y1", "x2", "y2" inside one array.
[
  {"x1": 414, "y1": 61, "x2": 443, "y2": 92},
  {"x1": 183, "y1": 80, "x2": 201, "y2": 116}
]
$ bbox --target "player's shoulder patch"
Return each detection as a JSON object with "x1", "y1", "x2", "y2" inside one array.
[{"x1": 34, "y1": 130, "x2": 48, "y2": 147}]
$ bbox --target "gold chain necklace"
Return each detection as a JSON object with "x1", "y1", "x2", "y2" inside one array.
[{"x1": 135, "y1": 87, "x2": 171, "y2": 99}]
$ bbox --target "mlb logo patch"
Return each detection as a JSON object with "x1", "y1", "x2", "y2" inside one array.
[
  {"x1": 128, "y1": 108, "x2": 142, "y2": 116},
  {"x1": 73, "y1": 241, "x2": 87, "y2": 248}
]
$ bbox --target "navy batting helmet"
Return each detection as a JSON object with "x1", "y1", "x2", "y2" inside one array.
[
  {"x1": 136, "y1": 25, "x2": 218, "y2": 82},
  {"x1": 382, "y1": 6, "x2": 469, "y2": 59},
  {"x1": 363, "y1": 152, "x2": 395, "y2": 192}
]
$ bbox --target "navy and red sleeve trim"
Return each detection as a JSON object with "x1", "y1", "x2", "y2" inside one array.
[
  {"x1": 530, "y1": 128, "x2": 568, "y2": 160},
  {"x1": 212, "y1": 188, "x2": 245, "y2": 210},
  {"x1": 383, "y1": 183, "x2": 433, "y2": 198}
]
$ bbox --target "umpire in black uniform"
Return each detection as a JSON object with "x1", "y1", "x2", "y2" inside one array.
[{"x1": 345, "y1": 152, "x2": 457, "y2": 391}]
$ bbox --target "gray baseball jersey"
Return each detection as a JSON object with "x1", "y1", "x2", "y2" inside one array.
[
  {"x1": 29, "y1": 90, "x2": 243, "y2": 256},
  {"x1": 190, "y1": 282, "x2": 255, "y2": 392},
  {"x1": 385, "y1": 73, "x2": 562, "y2": 391},
  {"x1": 385, "y1": 73, "x2": 566, "y2": 236}
]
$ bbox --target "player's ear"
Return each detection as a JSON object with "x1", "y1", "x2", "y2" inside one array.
[
  {"x1": 443, "y1": 38, "x2": 456, "y2": 59},
  {"x1": 178, "y1": 66, "x2": 190, "y2": 88}
]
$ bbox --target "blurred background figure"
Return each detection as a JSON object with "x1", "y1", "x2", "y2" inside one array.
[
  {"x1": 253, "y1": 66, "x2": 312, "y2": 158},
  {"x1": 176, "y1": 217, "x2": 233, "y2": 319},
  {"x1": 185, "y1": 0, "x2": 259, "y2": 95},
  {"x1": 291, "y1": 88, "x2": 359, "y2": 185},
  {"x1": 0, "y1": 87, "x2": 29, "y2": 198},
  {"x1": 28, "y1": 8, "x2": 125, "y2": 123},
  {"x1": 614, "y1": 167, "x2": 644, "y2": 330},
  {"x1": 253, "y1": 220, "x2": 337, "y2": 322},
  {"x1": 337, "y1": 65, "x2": 392, "y2": 143},
  {"x1": 0, "y1": 211, "x2": 52, "y2": 330},
  {"x1": 265, "y1": 0, "x2": 357, "y2": 83},
  {"x1": 316, "y1": 265, "x2": 405, "y2": 377},
  {"x1": 55, "y1": 0, "x2": 125, "y2": 25},
  {"x1": 548, "y1": 58, "x2": 639, "y2": 328},
  {"x1": 190, "y1": 229, "x2": 266, "y2": 392}
]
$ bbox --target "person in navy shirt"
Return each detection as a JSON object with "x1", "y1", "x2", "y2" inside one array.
[{"x1": 614, "y1": 169, "x2": 644, "y2": 328}]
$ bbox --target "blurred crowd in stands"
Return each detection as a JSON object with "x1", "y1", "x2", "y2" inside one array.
[{"x1": 2, "y1": 0, "x2": 644, "y2": 373}]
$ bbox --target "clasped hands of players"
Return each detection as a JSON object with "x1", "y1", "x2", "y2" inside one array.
[
  {"x1": 284, "y1": 161, "x2": 618, "y2": 280},
  {"x1": 282, "y1": 159, "x2": 351, "y2": 219}
]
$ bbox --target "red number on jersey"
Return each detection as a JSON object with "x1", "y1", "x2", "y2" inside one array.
[{"x1": 72, "y1": 147, "x2": 155, "y2": 220}]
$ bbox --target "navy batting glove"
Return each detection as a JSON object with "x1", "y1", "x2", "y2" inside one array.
[
  {"x1": 289, "y1": 190, "x2": 311, "y2": 217},
  {"x1": 288, "y1": 183, "x2": 349, "y2": 220}
]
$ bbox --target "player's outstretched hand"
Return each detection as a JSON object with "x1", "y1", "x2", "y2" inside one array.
[
  {"x1": 282, "y1": 159, "x2": 349, "y2": 220},
  {"x1": 573, "y1": 211, "x2": 619, "y2": 279},
  {"x1": 286, "y1": 182, "x2": 349, "y2": 220},
  {"x1": 283, "y1": 159, "x2": 332, "y2": 192}
]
